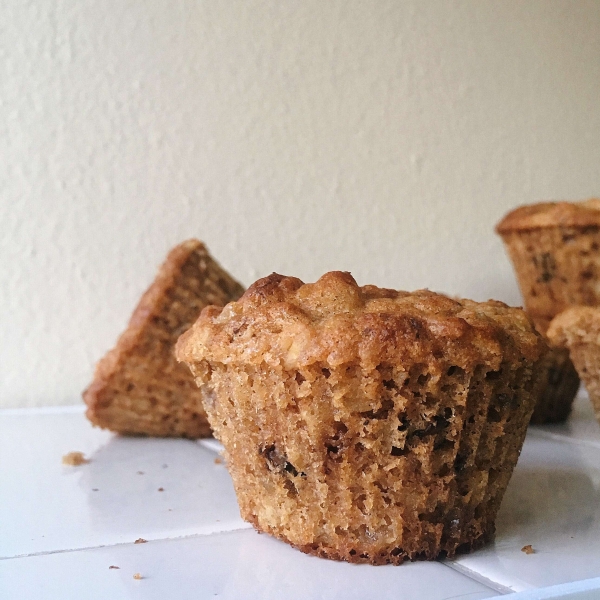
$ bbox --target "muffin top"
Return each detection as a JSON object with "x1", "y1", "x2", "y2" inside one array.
[
  {"x1": 547, "y1": 306, "x2": 600, "y2": 348},
  {"x1": 176, "y1": 272, "x2": 545, "y2": 371},
  {"x1": 496, "y1": 199, "x2": 600, "y2": 233}
]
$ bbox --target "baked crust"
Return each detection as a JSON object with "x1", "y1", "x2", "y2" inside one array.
[
  {"x1": 548, "y1": 307, "x2": 600, "y2": 424},
  {"x1": 496, "y1": 199, "x2": 600, "y2": 233},
  {"x1": 177, "y1": 271, "x2": 543, "y2": 371},
  {"x1": 84, "y1": 239, "x2": 244, "y2": 438},
  {"x1": 547, "y1": 306, "x2": 600, "y2": 347},
  {"x1": 177, "y1": 272, "x2": 547, "y2": 564}
]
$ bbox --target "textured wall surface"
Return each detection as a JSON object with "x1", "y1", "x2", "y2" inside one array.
[{"x1": 2, "y1": 1, "x2": 600, "y2": 407}]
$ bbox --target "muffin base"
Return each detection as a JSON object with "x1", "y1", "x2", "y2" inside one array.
[
  {"x1": 250, "y1": 515, "x2": 494, "y2": 566},
  {"x1": 201, "y1": 356, "x2": 540, "y2": 564}
]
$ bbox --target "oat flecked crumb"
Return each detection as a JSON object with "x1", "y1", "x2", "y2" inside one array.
[
  {"x1": 134, "y1": 538, "x2": 147, "y2": 544},
  {"x1": 521, "y1": 545, "x2": 535, "y2": 554},
  {"x1": 109, "y1": 566, "x2": 120, "y2": 570},
  {"x1": 133, "y1": 573, "x2": 142, "y2": 580},
  {"x1": 62, "y1": 451, "x2": 89, "y2": 466}
]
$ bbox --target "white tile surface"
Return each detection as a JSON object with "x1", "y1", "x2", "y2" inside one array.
[
  {"x1": 0, "y1": 410, "x2": 247, "y2": 558},
  {"x1": 0, "y1": 528, "x2": 498, "y2": 600},
  {"x1": 449, "y1": 430, "x2": 600, "y2": 592},
  {"x1": 503, "y1": 577, "x2": 600, "y2": 600},
  {"x1": 5, "y1": 400, "x2": 600, "y2": 599}
]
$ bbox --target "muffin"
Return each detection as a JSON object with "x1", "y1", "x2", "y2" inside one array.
[
  {"x1": 495, "y1": 201, "x2": 600, "y2": 422},
  {"x1": 84, "y1": 239, "x2": 244, "y2": 438},
  {"x1": 548, "y1": 307, "x2": 600, "y2": 424},
  {"x1": 176, "y1": 271, "x2": 547, "y2": 564},
  {"x1": 529, "y1": 345, "x2": 580, "y2": 424}
]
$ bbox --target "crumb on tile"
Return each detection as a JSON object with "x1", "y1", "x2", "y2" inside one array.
[
  {"x1": 137, "y1": 471, "x2": 145, "y2": 475},
  {"x1": 62, "y1": 451, "x2": 89, "y2": 466},
  {"x1": 134, "y1": 538, "x2": 147, "y2": 544},
  {"x1": 158, "y1": 487, "x2": 164, "y2": 492},
  {"x1": 521, "y1": 544, "x2": 535, "y2": 554},
  {"x1": 214, "y1": 456, "x2": 223, "y2": 465},
  {"x1": 133, "y1": 573, "x2": 142, "y2": 580},
  {"x1": 92, "y1": 488, "x2": 99, "y2": 491},
  {"x1": 109, "y1": 565, "x2": 120, "y2": 570}
]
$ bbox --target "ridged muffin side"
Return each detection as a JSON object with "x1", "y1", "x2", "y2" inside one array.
[
  {"x1": 177, "y1": 271, "x2": 547, "y2": 564},
  {"x1": 496, "y1": 199, "x2": 600, "y2": 321}
]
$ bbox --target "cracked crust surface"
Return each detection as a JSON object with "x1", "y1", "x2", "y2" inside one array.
[
  {"x1": 177, "y1": 271, "x2": 544, "y2": 371},
  {"x1": 177, "y1": 271, "x2": 547, "y2": 564},
  {"x1": 84, "y1": 239, "x2": 244, "y2": 438}
]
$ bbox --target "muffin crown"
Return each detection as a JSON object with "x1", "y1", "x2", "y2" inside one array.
[
  {"x1": 496, "y1": 199, "x2": 600, "y2": 233},
  {"x1": 176, "y1": 272, "x2": 545, "y2": 371},
  {"x1": 547, "y1": 306, "x2": 600, "y2": 347}
]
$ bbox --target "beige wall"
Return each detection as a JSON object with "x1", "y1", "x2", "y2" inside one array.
[{"x1": 2, "y1": 1, "x2": 600, "y2": 407}]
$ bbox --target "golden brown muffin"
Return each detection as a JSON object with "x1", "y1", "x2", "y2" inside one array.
[
  {"x1": 176, "y1": 271, "x2": 547, "y2": 564},
  {"x1": 548, "y1": 307, "x2": 600, "y2": 424},
  {"x1": 494, "y1": 201, "x2": 600, "y2": 422},
  {"x1": 84, "y1": 240, "x2": 244, "y2": 438},
  {"x1": 496, "y1": 199, "x2": 600, "y2": 319}
]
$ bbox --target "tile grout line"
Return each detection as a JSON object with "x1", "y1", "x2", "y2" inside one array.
[
  {"x1": 0, "y1": 523, "x2": 254, "y2": 562},
  {"x1": 442, "y1": 560, "x2": 515, "y2": 596}
]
